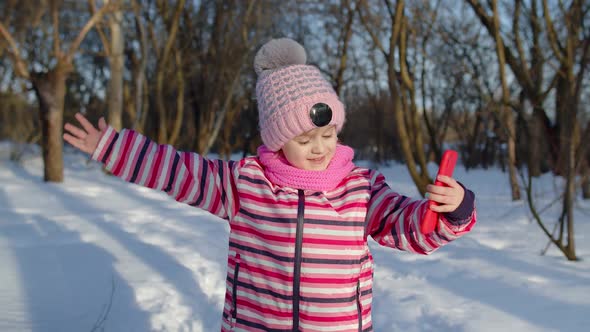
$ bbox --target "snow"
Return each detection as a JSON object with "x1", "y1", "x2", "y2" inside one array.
[{"x1": 1, "y1": 142, "x2": 589, "y2": 332}]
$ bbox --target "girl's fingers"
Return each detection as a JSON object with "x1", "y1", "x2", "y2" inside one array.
[
  {"x1": 427, "y1": 176, "x2": 464, "y2": 213},
  {"x1": 427, "y1": 192, "x2": 454, "y2": 205},
  {"x1": 75, "y1": 113, "x2": 97, "y2": 134},
  {"x1": 427, "y1": 177, "x2": 462, "y2": 196},
  {"x1": 98, "y1": 117, "x2": 107, "y2": 131},
  {"x1": 427, "y1": 184, "x2": 454, "y2": 195},
  {"x1": 429, "y1": 204, "x2": 454, "y2": 213},
  {"x1": 64, "y1": 123, "x2": 87, "y2": 139},
  {"x1": 63, "y1": 133, "x2": 90, "y2": 153},
  {"x1": 435, "y1": 175, "x2": 459, "y2": 188}
]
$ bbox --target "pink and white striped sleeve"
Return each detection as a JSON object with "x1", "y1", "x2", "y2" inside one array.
[
  {"x1": 91, "y1": 126, "x2": 240, "y2": 221},
  {"x1": 365, "y1": 170, "x2": 476, "y2": 255}
]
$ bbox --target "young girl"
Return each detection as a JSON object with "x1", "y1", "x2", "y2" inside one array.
[{"x1": 64, "y1": 38, "x2": 476, "y2": 332}]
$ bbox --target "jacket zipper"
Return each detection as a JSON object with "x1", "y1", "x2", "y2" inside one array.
[
  {"x1": 231, "y1": 254, "x2": 241, "y2": 327},
  {"x1": 356, "y1": 279, "x2": 362, "y2": 331},
  {"x1": 292, "y1": 189, "x2": 305, "y2": 331}
]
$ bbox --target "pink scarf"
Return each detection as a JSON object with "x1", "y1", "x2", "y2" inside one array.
[{"x1": 257, "y1": 144, "x2": 355, "y2": 191}]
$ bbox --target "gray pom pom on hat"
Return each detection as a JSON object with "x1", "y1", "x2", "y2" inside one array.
[{"x1": 254, "y1": 38, "x2": 307, "y2": 76}]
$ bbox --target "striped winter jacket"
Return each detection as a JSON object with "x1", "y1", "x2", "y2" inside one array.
[{"x1": 92, "y1": 127, "x2": 476, "y2": 332}]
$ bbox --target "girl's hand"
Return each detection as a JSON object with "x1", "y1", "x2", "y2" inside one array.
[
  {"x1": 63, "y1": 112, "x2": 107, "y2": 155},
  {"x1": 426, "y1": 175, "x2": 465, "y2": 213}
]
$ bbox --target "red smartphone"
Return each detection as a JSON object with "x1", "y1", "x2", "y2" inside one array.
[{"x1": 421, "y1": 150, "x2": 458, "y2": 234}]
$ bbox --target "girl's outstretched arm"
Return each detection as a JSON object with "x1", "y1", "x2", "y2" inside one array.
[
  {"x1": 64, "y1": 113, "x2": 240, "y2": 222},
  {"x1": 365, "y1": 170, "x2": 476, "y2": 255}
]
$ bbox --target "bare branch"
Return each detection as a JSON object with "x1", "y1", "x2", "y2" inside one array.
[
  {"x1": 240, "y1": 0, "x2": 256, "y2": 44},
  {"x1": 50, "y1": 0, "x2": 60, "y2": 57},
  {"x1": 398, "y1": 16, "x2": 413, "y2": 90},
  {"x1": 89, "y1": 0, "x2": 112, "y2": 56},
  {"x1": 160, "y1": 0, "x2": 186, "y2": 65},
  {"x1": 65, "y1": 0, "x2": 116, "y2": 62},
  {"x1": 389, "y1": 0, "x2": 405, "y2": 58},
  {"x1": 466, "y1": 0, "x2": 535, "y2": 91},
  {"x1": 513, "y1": 0, "x2": 530, "y2": 80},
  {"x1": 382, "y1": 0, "x2": 395, "y2": 21},
  {"x1": 334, "y1": 0, "x2": 356, "y2": 94},
  {"x1": 358, "y1": 0, "x2": 388, "y2": 57},
  {"x1": 540, "y1": 71, "x2": 559, "y2": 100},
  {"x1": 519, "y1": 167, "x2": 563, "y2": 250},
  {"x1": 542, "y1": 0, "x2": 566, "y2": 63},
  {"x1": 0, "y1": 21, "x2": 30, "y2": 79}
]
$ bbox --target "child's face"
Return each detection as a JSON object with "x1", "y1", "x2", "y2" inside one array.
[{"x1": 281, "y1": 125, "x2": 338, "y2": 171}]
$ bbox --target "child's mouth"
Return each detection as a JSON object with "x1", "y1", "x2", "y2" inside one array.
[{"x1": 309, "y1": 156, "x2": 325, "y2": 164}]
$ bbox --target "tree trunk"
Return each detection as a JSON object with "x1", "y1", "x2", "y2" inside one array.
[
  {"x1": 131, "y1": 0, "x2": 148, "y2": 133},
  {"x1": 390, "y1": 77, "x2": 430, "y2": 195},
  {"x1": 505, "y1": 110, "x2": 520, "y2": 200},
  {"x1": 375, "y1": 104, "x2": 384, "y2": 163},
  {"x1": 553, "y1": 70, "x2": 579, "y2": 260},
  {"x1": 527, "y1": 107, "x2": 544, "y2": 176},
  {"x1": 581, "y1": 124, "x2": 590, "y2": 199},
  {"x1": 492, "y1": 0, "x2": 520, "y2": 200},
  {"x1": 409, "y1": 97, "x2": 429, "y2": 177},
  {"x1": 31, "y1": 63, "x2": 71, "y2": 182},
  {"x1": 168, "y1": 50, "x2": 185, "y2": 146},
  {"x1": 399, "y1": 16, "x2": 429, "y2": 178},
  {"x1": 333, "y1": 0, "x2": 354, "y2": 95},
  {"x1": 563, "y1": 121, "x2": 578, "y2": 260},
  {"x1": 582, "y1": 166, "x2": 590, "y2": 199},
  {"x1": 202, "y1": 70, "x2": 242, "y2": 156},
  {"x1": 376, "y1": 0, "x2": 430, "y2": 195},
  {"x1": 555, "y1": 77, "x2": 569, "y2": 175},
  {"x1": 155, "y1": 0, "x2": 186, "y2": 143},
  {"x1": 107, "y1": 9, "x2": 124, "y2": 131}
]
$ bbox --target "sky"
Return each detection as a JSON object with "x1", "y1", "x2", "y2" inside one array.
[{"x1": 0, "y1": 141, "x2": 589, "y2": 332}]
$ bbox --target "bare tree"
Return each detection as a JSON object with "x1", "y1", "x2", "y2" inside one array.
[
  {"x1": 0, "y1": 0, "x2": 116, "y2": 182},
  {"x1": 535, "y1": 0, "x2": 588, "y2": 260},
  {"x1": 189, "y1": 0, "x2": 263, "y2": 155},
  {"x1": 91, "y1": 0, "x2": 126, "y2": 131},
  {"x1": 153, "y1": 0, "x2": 186, "y2": 144},
  {"x1": 359, "y1": 0, "x2": 432, "y2": 195},
  {"x1": 467, "y1": 0, "x2": 589, "y2": 260},
  {"x1": 491, "y1": 0, "x2": 520, "y2": 200},
  {"x1": 464, "y1": 0, "x2": 524, "y2": 200},
  {"x1": 118, "y1": 0, "x2": 149, "y2": 134},
  {"x1": 320, "y1": 0, "x2": 358, "y2": 95},
  {"x1": 214, "y1": 3, "x2": 261, "y2": 154},
  {"x1": 466, "y1": 0, "x2": 556, "y2": 177}
]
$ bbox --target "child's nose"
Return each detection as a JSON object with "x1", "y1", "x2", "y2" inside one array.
[{"x1": 311, "y1": 140, "x2": 325, "y2": 154}]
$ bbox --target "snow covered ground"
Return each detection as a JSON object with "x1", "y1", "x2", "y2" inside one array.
[{"x1": 0, "y1": 142, "x2": 588, "y2": 332}]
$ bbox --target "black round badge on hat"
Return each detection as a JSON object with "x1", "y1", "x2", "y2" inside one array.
[{"x1": 309, "y1": 103, "x2": 332, "y2": 127}]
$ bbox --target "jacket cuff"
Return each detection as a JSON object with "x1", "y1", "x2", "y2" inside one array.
[
  {"x1": 91, "y1": 125, "x2": 118, "y2": 163},
  {"x1": 444, "y1": 182, "x2": 475, "y2": 222}
]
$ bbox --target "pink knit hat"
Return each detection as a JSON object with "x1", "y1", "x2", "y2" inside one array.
[{"x1": 254, "y1": 38, "x2": 345, "y2": 151}]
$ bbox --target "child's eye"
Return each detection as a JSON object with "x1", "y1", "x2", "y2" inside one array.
[
  {"x1": 322, "y1": 134, "x2": 333, "y2": 138},
  {"x1": 298, "y1": 140, "x2": 310, "y2": 145}
]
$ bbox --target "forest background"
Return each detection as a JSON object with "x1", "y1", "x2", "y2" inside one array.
[{"x1": 0, "y1": 0, "x2": 588, "y2": 261}]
